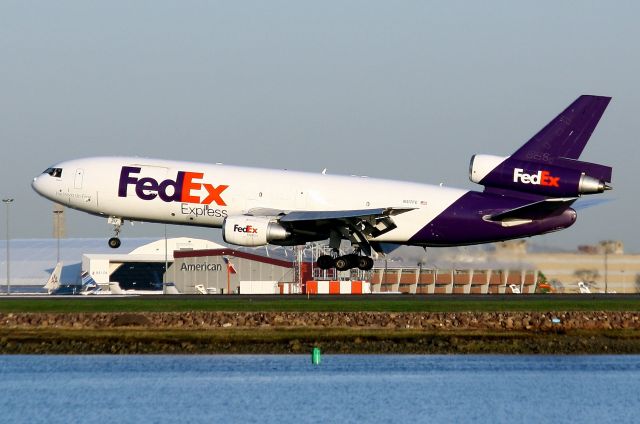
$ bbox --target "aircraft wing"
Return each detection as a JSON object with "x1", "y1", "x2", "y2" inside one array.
[
  {"x1": 246, "y1": 207, "x2": 415, "y2": 251},
  {"x1": 279, "y1": 207, "x2": 411, "y2": 223}
]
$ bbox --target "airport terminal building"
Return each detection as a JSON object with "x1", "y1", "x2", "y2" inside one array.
[
  {"x1": 3, "y1": 237, "x2": 640, "y2": 294},
  {"x1": 169, "y1": 248, "x2": 297, "y2": 294}
]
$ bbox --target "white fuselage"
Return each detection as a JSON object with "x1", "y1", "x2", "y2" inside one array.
[{"x1": 32, "y1": 157, "x2": 467, "y2": 243}]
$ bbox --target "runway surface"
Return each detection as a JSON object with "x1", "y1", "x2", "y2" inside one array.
[{"x1": 1, "y1": 293, "x2": 639, "y2": 302}]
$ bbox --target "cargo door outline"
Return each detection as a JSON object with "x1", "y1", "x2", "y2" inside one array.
[{"x1": 74, "y1": 169, "x2": 84, "y2": 189}]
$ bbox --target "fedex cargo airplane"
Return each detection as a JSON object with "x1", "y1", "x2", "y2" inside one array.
[{"x1": 32, "y1": 95, "x2": 613, "y2": 271}]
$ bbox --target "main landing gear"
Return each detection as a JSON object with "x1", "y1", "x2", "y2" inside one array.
[
  {"x1": 316, "y1": 229, "x2": 376, "y2": 271},
  {"x1": 317, "y1": 253, "x2": 374, "y2": 271},
  {"x1": 108, "y1": 217, "x2": 123, "y2": 249}
]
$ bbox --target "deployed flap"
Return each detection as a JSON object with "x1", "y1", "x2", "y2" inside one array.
[
  {"x1": 485, "y1": 198, "x2": 577, "y2": 222},
  {"x1": 276, "y1": 207, "x2": 415, "y2": 242}
]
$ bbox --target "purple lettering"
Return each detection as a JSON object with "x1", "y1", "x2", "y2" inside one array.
[
  {"x1": 118, "y1": 166, "x2": 142, "y2": 197},
  {"x1": 135, "y1": 177, "x2": 159, "y2": 200},
  {"x1": 118, "y1": 166, "x2": 227, "y2": 206},
  {"x1": 158, "y1": 171, "x2": 185, "y2": 202}
]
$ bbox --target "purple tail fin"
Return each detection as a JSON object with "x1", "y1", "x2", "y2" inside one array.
[
  {"x1": 471, "y1": 95, "x2": 613, "y2": 198},
  {"x1": 512, "y1": 95, "x2": 611, "y2": 161}
]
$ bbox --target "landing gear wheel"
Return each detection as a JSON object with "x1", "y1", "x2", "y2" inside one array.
[
  {"x1": 344, "y1": 254, "x2": 359, "y2": 268},
  {"x1": 108, "y1": 217, "x2": 123, "y2": 249},
  {"x1": 357, "y1": 256, "x2": 374, "y2": 271},
  {"x1": 317, "y1": 255, "x2": 334, "y2": 270},
  {"x1": 334, "y1": 256, "x2": 351, "y2": 271}
]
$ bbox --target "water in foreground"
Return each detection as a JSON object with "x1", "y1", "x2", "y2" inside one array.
[{"x1": 1, "y1": 355, "x2": 639, "y2": 423}]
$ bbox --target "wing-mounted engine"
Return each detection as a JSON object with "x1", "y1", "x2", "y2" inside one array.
[
  {"x1": 222, "y1": 215, "x2": 291, "y2": 247},
  {"x1": 469, "y1": 154, "x2": 612, "y2": 197}
]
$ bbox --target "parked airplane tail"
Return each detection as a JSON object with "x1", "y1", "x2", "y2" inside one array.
[
  {"x1": 80, "y1": 271, "x2": 101, "y2": 295},
  {"x1": 469, "y1": 95, "x2": 612, "y2": 198},
  {"x1": 43, "y1": 262, "x2": 63, "y2": 294}
]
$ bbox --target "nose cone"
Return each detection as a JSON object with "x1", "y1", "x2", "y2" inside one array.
[
  {"x1": 31, "y1": 174, "x2": 56, "y2": 201},
  {"x1": 31, "y1": 175, "x2": 44, "y2": 195}
]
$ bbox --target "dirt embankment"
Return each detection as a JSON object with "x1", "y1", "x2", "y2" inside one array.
[
  {"x1": 2, "y1": 311, "x2": 639, "y2": 331},
  {"x1": 2, "y1": 311, "x2": 640, "y2": 354}
]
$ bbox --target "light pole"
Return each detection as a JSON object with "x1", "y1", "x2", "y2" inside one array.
[
  {"x1": 602, "y1": 241, "x2": 616, "y2": 294},
  {"x1": 604, "y1": 247, "x2": 608, "y2": 294},
  {"x1": 163, "y1": 224, "x2": 168, "y2": 295},
  {"x1": 3, "y1": 199, "x2": 14, "y2": 295},
  {"x1": 53, "y1": 209, "x2": 63, "y2": 263}
]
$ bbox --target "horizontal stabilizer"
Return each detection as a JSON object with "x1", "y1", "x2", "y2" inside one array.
[{"x1": 485, "y1": 198, "x2": 577, "y2": 222}]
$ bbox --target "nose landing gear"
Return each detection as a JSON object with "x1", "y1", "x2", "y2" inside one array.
[{"x1": 107, "y1": 217, "x2": 123, "y2": 249}]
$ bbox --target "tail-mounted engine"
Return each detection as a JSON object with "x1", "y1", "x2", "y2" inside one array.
[
  {"x1": 222, "y1": 215, "x2": 291, "y2": 247},
  {"x1": 469, "y1": 154, "x2": 612, "y2": 197}
]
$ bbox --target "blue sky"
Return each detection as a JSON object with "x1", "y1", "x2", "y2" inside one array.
[{"x1": 1, "y1": 1, "x2": 638, "y2": 251}]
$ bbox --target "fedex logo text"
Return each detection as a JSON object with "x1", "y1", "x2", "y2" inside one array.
[
  {"x1": 513, "y1": 168, "x2": 560, "y2": 187},
  {"x1": 233, "y1": 224, "x2": 258, "y2": 234},
  {"x1": 118, "y1": 166, "x2": 228, "y2": 205}
]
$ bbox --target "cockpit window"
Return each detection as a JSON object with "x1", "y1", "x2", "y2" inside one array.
[{"x1": 43, "y1": 168, "x2": 63, "y2": 178}]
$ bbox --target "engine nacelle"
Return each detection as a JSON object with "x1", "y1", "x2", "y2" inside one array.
[
  {"x1": 222, "y1": 215, "x2": 290, "y2": 247},
  {"x1": 469, "y1": 154, "x2": 610, "y2": 197}
]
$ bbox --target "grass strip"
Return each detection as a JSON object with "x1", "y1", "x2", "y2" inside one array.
[{"x1": 0, "y1": 296, "x2": 639, "y2": 313}]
